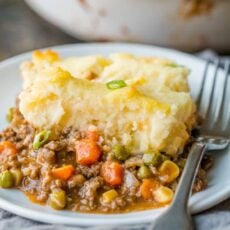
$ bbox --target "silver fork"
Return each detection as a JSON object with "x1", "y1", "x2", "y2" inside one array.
[{"x1": 149, "y1": 59, "x2": 230, "y2": 230}]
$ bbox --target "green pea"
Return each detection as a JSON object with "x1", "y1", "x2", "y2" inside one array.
[
  {"x1": 113, "y1": 145, "x2": 130, "y2": 161},
  {"x1": 6, "y1": 107, "x2": 14, "y2": 122},
  {"x1": 137, "y1": 165, "x2": 152, "y2": 179},
  {"x1": 160, "y1": 154, "x2": 169, "y2": 163},
  {"x1": 49, "y1": 190, "x2": 66, "y2": 210},
  {"x1": 143, "y1": 151, "x2": 162, "y2": 166},
  {"x1": 33, "y1": 130, "x2": 51, "y2": 150},
  {"x1": 10, "y1": 169, "x2": 23, "y2": 186},
  {"x1": 0, "y1": 170, "x2": 14, "y2": 188},
  {"x1": 177, "y1": 158, "x2": 187, "y2": 169}
]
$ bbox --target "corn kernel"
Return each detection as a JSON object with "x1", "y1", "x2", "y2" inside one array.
[
  {"x1": 103, "y1": 189, "x2": 118, "y2": 203},
  {"x1": 159, "y1": 160, "x2": 180, "y2": 183},
  {"x1": 154, "y1": 186, "x2": 173, "y2": 204}
]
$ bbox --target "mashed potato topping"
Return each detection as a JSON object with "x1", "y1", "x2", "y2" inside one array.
[{"x1": 19, "y1": 50, "x2": 196, "y2": 156}]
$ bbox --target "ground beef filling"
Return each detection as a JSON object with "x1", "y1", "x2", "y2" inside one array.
[{"x1": 0, "y1": 108, "x2": 213, "y2": 213}]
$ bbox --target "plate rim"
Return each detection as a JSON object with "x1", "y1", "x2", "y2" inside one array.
[
  {"x1": 0, "y1": 42, "x2": 229, "y2": 226},
  {"x1": 0, "y1": 42, "x2": 206, "y2": 67}
]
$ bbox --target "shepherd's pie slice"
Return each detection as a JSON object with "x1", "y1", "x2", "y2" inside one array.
[{"x1": 19, "y1": 50, "x2": 196, "y2": 156}]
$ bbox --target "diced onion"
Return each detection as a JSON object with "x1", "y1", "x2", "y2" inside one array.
[{"x1": 124, "y1": 170, "x2": 140, "y2": 188}]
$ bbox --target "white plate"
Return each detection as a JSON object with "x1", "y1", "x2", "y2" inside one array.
[{"x1": 0, "y1": 43, "x2": 229, "y2": 226}]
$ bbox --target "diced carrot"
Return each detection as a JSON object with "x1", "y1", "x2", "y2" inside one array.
[
  {"x1": 52, "y1": 165, "x2": 75, "y2": 180},
  {"x1": 86, "y1": 131, "x2": 99, "y2": 142},
  {"x1": 101, "y1": 161, "x2": 123, "y2": 186},
  {"x1": 75, "y1": 139, "x2": 101, "y2": 165},
  {"x1": 140, "y1": 179, "x2": 160, "y2": 199},
  {"x1": 0, "y1": 141, "x2": 17, "y2": 160}
]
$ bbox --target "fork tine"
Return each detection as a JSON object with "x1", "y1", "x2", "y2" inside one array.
[
  {"x1": 196, "y1": 60, "x2": 210, "y2": 112},
  {"x1": 203, "y1": 59, "x2": 220, "y2": 118},
  {"x1": 225, "y1": 61, "x2": 230, "y2": 131},
  {"x1": 213, "y1": 60, "x2": 230, "y2": 125}
]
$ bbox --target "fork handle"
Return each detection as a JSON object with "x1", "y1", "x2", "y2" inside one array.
[
  {"x1": 149, "y1": 142, "x2": 207, "y2": 230},
  {"x1": 172, "y1": 142, "x2": 207, "y2": 209}
]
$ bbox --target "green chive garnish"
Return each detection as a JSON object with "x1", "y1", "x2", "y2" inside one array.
[
  {"x1": 168, "y1": 63, "x2": 178, "y2": 68},
  {"x1": 168, "y1": 63, "x2": 185, "y2": 68},
  {"x1": 106, "y1": 80, "x2": 127, "y2": 90},
  {"x1": 33, "y1": 130, "x2": 51, "y2": 150}
]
